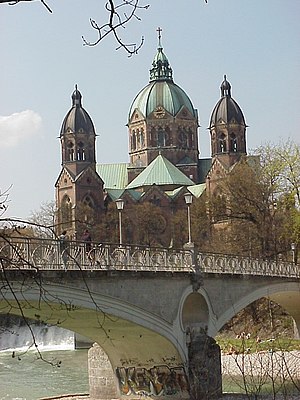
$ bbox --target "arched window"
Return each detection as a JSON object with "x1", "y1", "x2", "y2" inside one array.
[
  {"x1": 77, "y1": 142, "x2": 85, "y2": 161},
  {"x1": 188, "y1": 128, "x2": 194, "y2": 147},
  {"x1": 157, "y1": 128, "x2": 166, "y2": 147},
  {"x1": 82, "y1": 195, "x2": 95, "y2": 225},
  {"x1": 61, "y1": 195, "x2": 72, "y2": 226},
  {"x1": 83, "y1": 195, "x2": 94, "y2": 208},
  {"x1": 230, "y1": 133, "x2": 237, "y2": 152},
  {"x1": 131, "y1": 130, "x2": 137, "y2": 150},
  {"x1": 212, "y1": 190, "x2": 227, "y2": 222},
  {"x1": 218, "y1": 133, "x2": 226, "y2": 153},
  {"x1": 179, "y1": 130, "x2": 187, "y2": 148},
  {"x1": 67, "y1": 141, "x2": 75, "y2": 161},
  {"x1": 150, "y1": 127, "x2": 156, "y2": 147},
  {"x1": 135, "y1": 157, "x2": 143, "y2": 167},
  {"x1": 140, "y1": 129, "x2": 145, "y2": 148}
]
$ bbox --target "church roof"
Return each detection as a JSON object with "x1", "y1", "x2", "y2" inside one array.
[
  {"x1": 198, "y1": 158, "x2": 212, "y2": 183},
  {"x1": 129, "y1": 81, "x2": 197, "y2": 120},
  {"x1": 187, "y1": 183, "x2": 206, "y2": 198},
  {"x1": 126, "y1": 154, "x2": 194, "y2": 189},
  {"x1": 97, "y1": 163, "x2": 129, "y2": 189}
]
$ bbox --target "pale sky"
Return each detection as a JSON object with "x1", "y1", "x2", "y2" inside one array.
[{"x1": 1, "y1": 0, "x2": 299, "y2": 219}]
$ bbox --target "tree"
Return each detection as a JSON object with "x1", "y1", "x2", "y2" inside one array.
[
  {"x1": 29, "y1": 200, "x2": 56, "y2": 238},
  {"x1": 172, "y1": 194, "x2": 210, "y2": 250},
  {"x1": 128, "y1": 202, "x2": 168, "y2": 247},
  {"x1": 209, "y1": 140, "x2": 300, "y2": 261}
]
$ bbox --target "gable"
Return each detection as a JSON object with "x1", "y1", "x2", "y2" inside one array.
[
  {"x1": 140, "y1": 184, "x2": 171, "y2": 204},
  {"x1": 55, "y1": 167, "x2": 74, "y2": 188},
  {"x1": 76, "y1": 167, "x2": 104, "y2": 187}
]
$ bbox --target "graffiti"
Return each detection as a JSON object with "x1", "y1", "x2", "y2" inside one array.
[{"x1": 116, "y1": 365, "x2": 189, "y2": 396}]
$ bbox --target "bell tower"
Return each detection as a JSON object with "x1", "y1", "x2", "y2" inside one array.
[
  {"x1": 209, "y1": 75, "x2": 247, "y2": 168},
  {"x1": 55, "y1": 85, "x2": 104, "y2": 238}
]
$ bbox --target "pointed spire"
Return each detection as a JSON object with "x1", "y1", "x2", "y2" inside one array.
[
  {"x1": 149, "y1": 28, "x2": 173, "y2": 82},
  {"x1": 220, "y1": 75, "x2": 231, "y2": 97},
  {"x1": 72, "y1": 84, "x2": 82, "y2": 107}
]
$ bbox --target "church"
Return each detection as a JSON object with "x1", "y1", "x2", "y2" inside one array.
[{"x1": 55, "y1": 31, "x2": 247, "y2": 246}]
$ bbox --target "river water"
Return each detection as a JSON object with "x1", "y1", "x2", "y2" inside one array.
[
  {"x1": 0, "y1": 320, "x2": 89, "y2": 400},
  {"x1": 0, "y1": 348, "x2": 89, "y2": 400}
]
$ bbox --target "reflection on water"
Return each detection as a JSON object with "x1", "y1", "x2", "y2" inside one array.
[{"x1": 0, "y1": 348, "x2": 89, "y2": 400}]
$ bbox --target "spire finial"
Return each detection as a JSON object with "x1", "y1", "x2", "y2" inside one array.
[
  {"x1": 221, "y1": 74, "x2": 231, "y2": 97},
  {"x1": 72, "y1": 84, "x2": 82, "y2": 107},
  {"x1": 157, "y1": 27, "x2": 162, "y2": 48}
]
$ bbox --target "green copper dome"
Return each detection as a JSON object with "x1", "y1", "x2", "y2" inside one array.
[{"x1": 129, "y1": 35, "x2": 197, "y2": 121}]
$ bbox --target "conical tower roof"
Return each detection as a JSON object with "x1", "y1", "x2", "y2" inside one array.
[
  {"x1": 210, "y1": 75, "x2": 246, "y2": 128},
  {"x1": 60, "y1": 85, "x2": 95, "y2": 136}
]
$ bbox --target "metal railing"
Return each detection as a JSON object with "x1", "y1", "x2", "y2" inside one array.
[{"x1": 0, "y1": 237, "x2": 299, "y2": 278}]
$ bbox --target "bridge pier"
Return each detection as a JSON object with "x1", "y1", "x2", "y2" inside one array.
[
  {"x1": 88, "y1": 343, "x2": 118, "y2": 400},
  {"x1": 188, "y1": 330, "x2": 222, "y2": 400},
  {"x1": 88, "y1": 331, "x2": 222, "y2": 400}
]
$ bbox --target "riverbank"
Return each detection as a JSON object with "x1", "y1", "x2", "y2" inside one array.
[
  {"x1": 40, "y1": 394, "x2": 300, "y2": 400},
  {"x1": 40, "y1": 351, "x2": 300, "y2": 400}
]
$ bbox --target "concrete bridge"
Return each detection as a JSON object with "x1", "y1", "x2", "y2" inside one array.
[{"x1": 0, "y1": 237, "x2": 299, "y2": 399}]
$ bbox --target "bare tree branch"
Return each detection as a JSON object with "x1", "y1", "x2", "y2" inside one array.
[
  {"x1": 82, "y1": 0, "x2": 149, "y2": 56},
  {"x1": 0, "y1": 0, "x2": 52, "y2": 12}
]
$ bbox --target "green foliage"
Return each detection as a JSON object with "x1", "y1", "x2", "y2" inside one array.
[{"x1": 208, "y1": 141, "x2": 300, "y2": 261}]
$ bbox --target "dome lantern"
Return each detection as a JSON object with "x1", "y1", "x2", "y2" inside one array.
[
  {"x1": 149, "y1": 27, "x2": 173, "y2": 82},
  {"x1": 220, "y1": 75, "x2": 231, "y2": 97},
  {"x1": 71, "y1": 84, "x2": 82, "y2": 107}
]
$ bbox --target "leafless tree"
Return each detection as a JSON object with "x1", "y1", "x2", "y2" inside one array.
[{"x1": 0, "y1": 0, "x2": 208, "y2": 55}]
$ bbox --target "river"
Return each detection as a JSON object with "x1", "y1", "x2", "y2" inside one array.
[
  {"x1": 0, "y1": 318, "x2": 89, "y2": 400},
  {"x1": 0, "y1": 348, "x2": 89, "y2": 400}
]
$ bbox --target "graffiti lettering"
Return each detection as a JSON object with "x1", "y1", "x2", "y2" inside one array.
[{"x1": 116, "y1": 365, "x2": 189, "y2": 396}]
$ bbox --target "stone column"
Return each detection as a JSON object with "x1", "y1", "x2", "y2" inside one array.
[
  {"x1": 188, "y1": 332, "x2": 222, "y2": 400},
  {"x1": 88, "y1": 343, "x2": 119, "y2": 400}
]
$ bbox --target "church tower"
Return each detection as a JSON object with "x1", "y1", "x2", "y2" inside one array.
[
  {"x1": 209, "y1": 75, "x2": 247, "y2": 168},
  {"x1": 55, "y1": 86, "x2": 104, "y2": 238},
  {"x1": 127, "y1": 29, "x2": 199, "y2": 183}
]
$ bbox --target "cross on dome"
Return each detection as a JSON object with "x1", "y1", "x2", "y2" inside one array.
[{"x1": 157, "y1": 27, "x2": 162, "y2": 48}]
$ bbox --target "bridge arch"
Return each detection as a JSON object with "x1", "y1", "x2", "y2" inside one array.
[
  {"x1": 212, "y1": 281, "x2": 300, "y2": 337},
  {"x1": 0, "y1": 282, "x2": 187, "y2": 369}
]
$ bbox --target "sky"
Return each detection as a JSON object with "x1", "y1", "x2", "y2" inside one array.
[{"x1": 1, "y1": 0, "x2": 299, "y2": 220}]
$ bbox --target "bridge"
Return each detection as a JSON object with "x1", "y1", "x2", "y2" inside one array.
[{"x1": 1, "y1": 237, "x2": 299, "y2": 399}]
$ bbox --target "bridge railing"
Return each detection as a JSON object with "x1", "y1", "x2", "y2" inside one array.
[
  {"x1": 0, "y1": 236, "x2": 298, "y2": 278},
  {"x1": 197, "y1": 252, "x2": 299, "y2": 278},
  {"x1": 0, "y1": 237, "x2": 194, "y2": 272}
]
